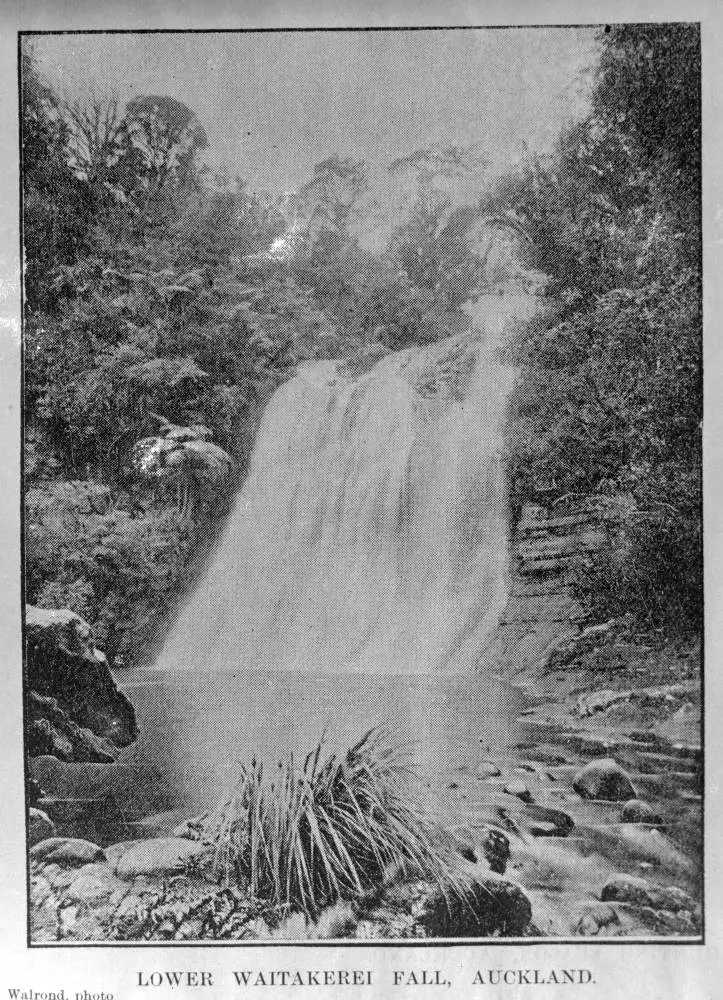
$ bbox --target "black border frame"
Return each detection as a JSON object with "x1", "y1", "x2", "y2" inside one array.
[{"x1": 18, "y1": 23, "x2": 705, "y2": 949}]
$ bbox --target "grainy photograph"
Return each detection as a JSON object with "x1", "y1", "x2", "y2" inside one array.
[{"x1": 21, "y1": 24, "x2": 702, "y2": 945}]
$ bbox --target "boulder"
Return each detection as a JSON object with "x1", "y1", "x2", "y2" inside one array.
[
  {"x1": 476, "y1": 826, "x2": 510, "y2": 874},
  {"x1": 476, "y1": 761, "x2": 502, "y2": 779},
  {"x1": 572, "y1": 758, "x2": 636, "y2": 801},
  {"x1": 574, "y1": 902, "x2": 623, "y2": 936},
  {"x1": 503, "y1": 779, "x2": 533, "y2": 804},
  {"x1": 30, "y1": 837, "x2": 105, "y2": 867},
  {"x1": 27, "y1": 692, "x2": 118, "y2": 763},
  {"x1": 522, "y1": 804, "x2": 574, "y2": 838},
  {"x1": 28, "y1": 807, "x2": 56, "y2": 846},
  {"x1": 104, "y1": 841, "x2": 140, "y2": 867},
  {"x1": 620, "y1": 799, "x2": 664, "y2": 825},
  {"x1": 64, "y1": 863, "x2": 125, "y2": 904},
  {"x1": 418, "y1": 873, "x2": 532, "y2": 937},
  {"x1": 114, "y1": 837, "x2": 208, "y2": 879},
  {"x1": 25, "y1": 606, "x2": 137, "y2": 762},
  {"x1": 600, "y1": 875, "x2": 696, "y2": 913}
]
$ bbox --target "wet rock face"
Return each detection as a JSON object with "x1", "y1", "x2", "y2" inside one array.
[
  {"x1": 572, "y1": 758, "x2": 636, "y2": 801},
  {"x1": 25, "y1": 606, "x2": 137, "y2": 762}
]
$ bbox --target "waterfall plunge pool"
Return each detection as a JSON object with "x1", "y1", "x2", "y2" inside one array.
[{"x1": 32, "y1": 667, "x2": 531, "y2": 843}]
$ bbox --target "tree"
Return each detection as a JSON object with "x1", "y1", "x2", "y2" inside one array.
[
  {"x1": 492, "y1": 23, "x2": 702, "y2": 633},
  {"x1": 58, "y1": 89, "x2": 129, "y2": 197},
  {"x1": 21, "y1": 44, "x2": 93, "y2": 312},
  {"x1": 388, "y1": 145, "x2": 489, "y2": 309},
  {"x1": 389, "y1": 143, "x2": 487, "y2": 189},
  {"x1": 121, "y1": 95, "x2": 209, "y2": 207},
  {"x1": 593, "y1": 24, "x2": 700, "y2": 234},
  {"x1": 297, "y1": 155, "x2": 368, "y2": 238},
  {"x1": 132, "y1": 416, "x2": 233, "y2": 519}
]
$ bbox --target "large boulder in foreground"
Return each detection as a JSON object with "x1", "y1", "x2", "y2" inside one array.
[
  {"x1": 572, "y1": 758, "x2": 636, "y2": 801},
  {"x1": 25, "y1": 606, "x2": 136, "y2": 762},
  {"x1": 417, "y1": 873, "x2": 532, "y2": 937},
  {"x1": 30, "y1": 837, "x2": 106, "y2": 867}
]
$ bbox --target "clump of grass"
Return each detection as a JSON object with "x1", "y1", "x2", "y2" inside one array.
[{"x1": 201, "y1": 727, "x2": 469, "y2": 917}]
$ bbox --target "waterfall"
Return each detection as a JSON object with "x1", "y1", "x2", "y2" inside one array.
[{"x1": 158, "y1": 294, "x2": 537, "y2": 675}]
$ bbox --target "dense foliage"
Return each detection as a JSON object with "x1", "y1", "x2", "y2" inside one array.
[
  {"x1": 485, "y1": 24, "x2": 702, "y2": 634},
  {"x1": 22, "y1": 50, "x2": 479, "y2": 663},
  {"x1": 23, "y1": 26, "x2": 702, "y2": 660}
]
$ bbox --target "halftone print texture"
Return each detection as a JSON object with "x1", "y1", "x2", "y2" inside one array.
[{"x1": 22, "y1": 25, "x2": 702, "y2": 944}]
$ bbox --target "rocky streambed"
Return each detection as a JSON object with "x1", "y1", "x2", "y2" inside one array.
[
  {"x1": 25, "y1": 500, "x2": 703, "y2": 942},
  {"x1": 28, "y1": 693, "x2": 702, "y2": 942}
]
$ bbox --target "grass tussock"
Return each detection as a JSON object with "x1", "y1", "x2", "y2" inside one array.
[{"x1": 201, "y1": 727, "x2": 469, "y2": 917}]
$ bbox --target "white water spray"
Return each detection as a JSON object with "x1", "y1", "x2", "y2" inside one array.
[{"x1": 158, "y1": 294, "x2": 537, "y2": 674}]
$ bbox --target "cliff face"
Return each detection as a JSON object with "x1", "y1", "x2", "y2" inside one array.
[
  {"x1": 487, "y1": 504, "x2": 701, "y2": 747},
  {"x1": 25, "y1": 606, "x2": 137, "y2": 764},
  {"x1": 484, "y1": 502, "x2": 606, "y2": 679}
]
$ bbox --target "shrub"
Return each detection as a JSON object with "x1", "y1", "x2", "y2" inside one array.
[
  {"x1": 25, "y1": 481, "x2": 193, "y2": 662},
  {"x1": 201, "y1": 728, "x2": 468, "y2": 917}
]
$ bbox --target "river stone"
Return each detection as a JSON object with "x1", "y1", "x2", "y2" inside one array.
[
  {"x1": 28, "y1": 807, "x2": 56, "y2": 846},
  {"x1": 600, "y1": 875, "x2": 695, "y2": 912},
  {"x1": 30, "y1": 837, "x2": 106, "y2": 867},
  {"x1": 418, "y1": 873, "x2": 532, "y2": 937},
  {"x1": 476, "y1": 761, "x2": 502, "y2": 779},
  {"x1": 476, "y1": 826, "x2": 510, "y2": 874},
  {"x1": 42, "y1": 864, "x2": 78, "y2": 891},
  {"x1": 503, "y1": 779, "x2": 533, "y2": 804},
  {"x1": 65, "y1": 863, "x2": 125, "y2": 904},
  {"x1": 620, "y1": 799, "x2": 663, "y2": 824},
  {"x1": 574, "y1": 902, "x2": 623, "y2": 936},
  {"x1": 114, "y1": 837, "x2": 207, "y2": 879},
  {"x1": 528, "y1": 821, "x2": 558, "y2": 837},
  {"x1": 522, "y1": 805, "x2": 575, "y2": 838},
  {"x1": 572, "y1": 758, "x2": 636, "y2": 801},
  {"x1": 104, "y1": 841, "x2": 139, "y2": 869}
]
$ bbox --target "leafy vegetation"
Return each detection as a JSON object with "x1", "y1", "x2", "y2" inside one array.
[
  {"x1": 22, "y1": 46, "x2": 482, "y2": 663},
  {"x1": 201, "y1": 728, "x2": 468, "y2": 917},
  {"x1": 23, "y1": 26, "x2": 701, "y2": 660},
  {"x1": 485, "y1": 25, "x2": 702, "y2": 635}
]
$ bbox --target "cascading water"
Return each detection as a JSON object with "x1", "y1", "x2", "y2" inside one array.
[{"x1": 157, "y1": 294, "x2": 537, "y2": 676}]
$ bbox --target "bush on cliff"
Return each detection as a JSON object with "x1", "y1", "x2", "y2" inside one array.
[{"x1": 487, "y1": 24, "x2": 701, "y2": 635}]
